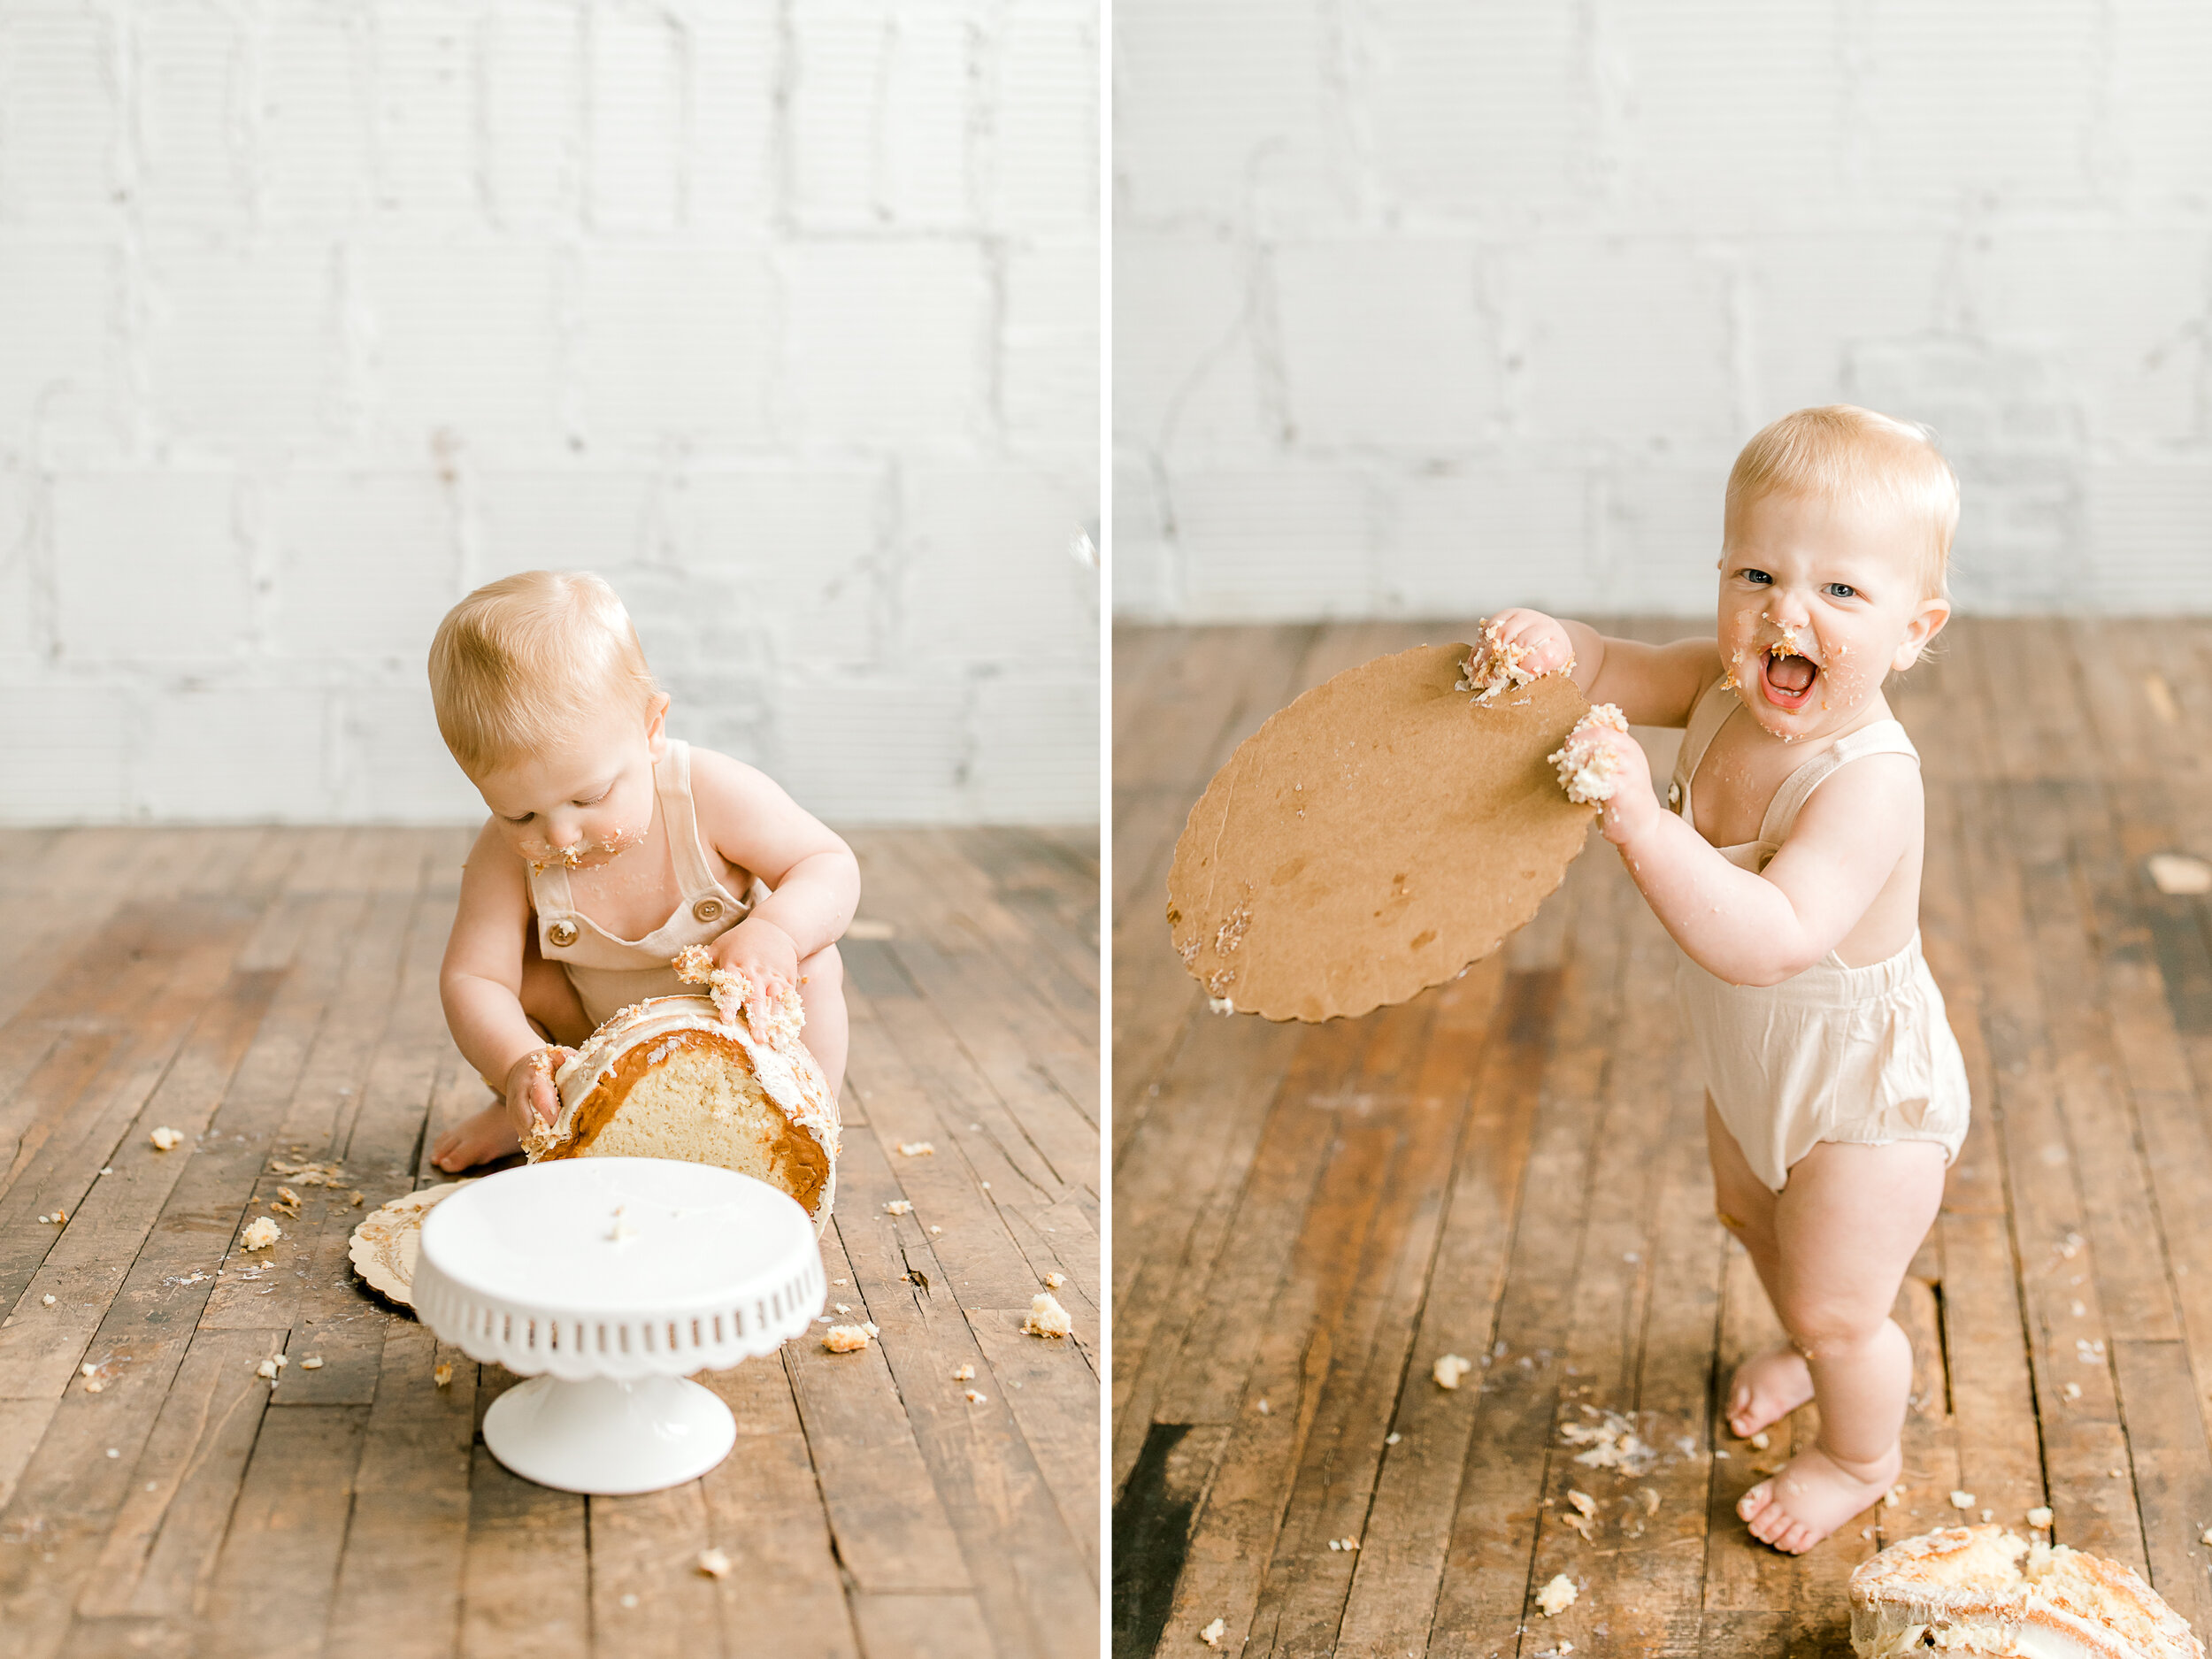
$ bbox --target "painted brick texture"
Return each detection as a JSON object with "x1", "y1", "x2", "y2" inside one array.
[
  {"x1": 1115, "y1": 0, "x2": 2212, "y2": 621},
  {"x1": 0, "y1": 0, "x2": 1099, "y2": 826}
]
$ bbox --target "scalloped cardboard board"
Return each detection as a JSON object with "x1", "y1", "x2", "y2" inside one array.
[{"x1": 1166, "y1": 644, "x2": 1596, "y2": 1022}]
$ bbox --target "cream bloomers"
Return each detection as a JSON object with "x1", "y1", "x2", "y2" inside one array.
[
  {"x1": 1850, "y1": 1525, "x2": 2202, "y2": 1659},
  {"x1": 521, "y1": 945, "x2": 841, "y2": 1231}
]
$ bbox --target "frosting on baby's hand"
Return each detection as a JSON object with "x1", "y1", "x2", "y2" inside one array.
[
  {"x1": 1458, "y1": 618, "x2": 1548, "y2": 705},
  {"x1": 673, "y1": 942, "x2": 807, "y2": 1047},
  {"x1": 1548, "y1": 704, "x2": 1631, "y2": 804}
]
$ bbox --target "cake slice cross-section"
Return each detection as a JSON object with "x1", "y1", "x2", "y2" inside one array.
[{"x1": 523, "y1": 950, "x2": 841, "y2": 1229}]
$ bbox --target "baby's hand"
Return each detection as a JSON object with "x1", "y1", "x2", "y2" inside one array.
[
  {"x1": 1463, "y1": 609, "x2": 1577, "y2": 703},
  {"x1": 1548, "y1": 704, "x2": 1659, "y2": 845},
  {"x1": 1583, "y1": 727, "x2": 1657, "y2": 846},
  {"x1": 710, "y1": 918, "x2": 801, "y2": 1040},
  {"x1": 503, "y1": 1044, "x2": 575, "y2": 1141}
]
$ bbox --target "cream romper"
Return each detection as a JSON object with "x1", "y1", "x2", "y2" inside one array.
[
  {"x1": 527, "y1": 740, "x2": 755, "y2": 1030},
  {"x1": 1669, "y1": 680, "x2": 1971, "y2": 1194}
]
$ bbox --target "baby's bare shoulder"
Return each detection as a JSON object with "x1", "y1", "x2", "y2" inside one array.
[
  {"x1": 448, "y1": 820, "x2": 530, "y2": 942},
  {"x1": 684, "y1": 744, "x2": 847, "y2": 872},
  {"x1": 684, "y1": 745, "x2": 793, "y2": 820},
  {"x1": 1790, "y1": 749, "x2": 1923, "y2": 844}
]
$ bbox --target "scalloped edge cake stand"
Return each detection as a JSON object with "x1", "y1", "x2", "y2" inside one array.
[{"x1": 411, "y1": 1157, "x2": 824, "y2": 1495}]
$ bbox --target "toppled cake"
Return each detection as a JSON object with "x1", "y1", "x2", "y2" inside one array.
[
  {"x1": 523, "y1": 947, "x2": 841, "y2": 1229},
  {"x1": 1850, "y1": 1525, "x2": 2203, "y2": 1658},
  {"x1": 1548, "y1": 703, "x2": 1631, "y2": 805}
]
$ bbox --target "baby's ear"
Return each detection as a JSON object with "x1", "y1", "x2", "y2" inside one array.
[
  {"x1": 1893, "y1": 595, "x2": 1951, "y2": 672},
  {"x1": 643, "y1": 692, "x2": 672, "y2": 754}
]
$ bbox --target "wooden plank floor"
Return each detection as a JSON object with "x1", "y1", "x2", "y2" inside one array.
[
  {"x1": 1112, "y1": 617, "x2": 2212, "y2": 1658},
  {"x1": 0, "y1": 825, "x2": 1099, "y2": 1659}
]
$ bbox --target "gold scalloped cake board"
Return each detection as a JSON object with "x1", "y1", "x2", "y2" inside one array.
[
  {"x1": 1166, "y1": 645, "x2": 1596, "y2": 1023},
  {"x1": 348, "y1": 1182, "x2": 475, "y2": 1311}
]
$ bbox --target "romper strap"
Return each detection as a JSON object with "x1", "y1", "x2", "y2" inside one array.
[
  {"x1": 528, "y1": 861, "x2": 575, "y2": 922},
  {"x1": 658, "y1": 741, "x2": 733, "y2": 902},
  {"x1": 526, "y1": 856, "x2": 580, "y2": 955},
  {"x1": 1755, "y1": 720, "x2": 1921, "y2": 848},
  {"x1": 1669, "y1": 675, "x2": 1742, "y2": 815}
]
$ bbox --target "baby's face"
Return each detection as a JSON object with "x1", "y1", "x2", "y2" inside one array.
[
  {"x1": 1716, "y1": 489, "x2": 1949, "y2": 742},
  {"x1": 471, "y1": 698, "x2": 666, "y2": 872}
]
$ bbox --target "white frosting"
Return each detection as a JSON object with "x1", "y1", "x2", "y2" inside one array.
[
  {"x1": 1459, "y1": 618, "x2": 1548, "y2": 705},
  {"x1": 1851, "y1": 1528, "x2": 2203, "y2": 1659},
  {"x1": 1548, "y1": 703, "x2": 1631, "y2": 805}
]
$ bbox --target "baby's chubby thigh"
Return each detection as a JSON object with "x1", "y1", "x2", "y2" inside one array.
[
  {"x1": 518, "y1": 947, "x2": 593, "y2": 1049},
  {"x1": 1769, "y1": 1138, "x2": 1947, "y2": 1352},
  {"x1": 796, "y1": 942, "x2": 849, "y2": 1097}
]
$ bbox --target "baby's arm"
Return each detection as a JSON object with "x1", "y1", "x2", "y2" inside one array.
[
  {"x1": 1484, "y1": 607, "x2": 1718, "y2": 729},
  {"x1": 441, "y1": 821, "x2": 570, "y2": 1132},
  {"x1": 689, "y1": 751, "x2": 860, "y2": 1020},
  {"x1": 1586, "y1": 732, "x2": 1921, "y2": 986}
]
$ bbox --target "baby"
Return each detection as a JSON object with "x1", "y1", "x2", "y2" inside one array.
[
  {"x1": 1486, "y1": 405, "x2": 1967, "y2": 1554},
  {"x1": 425, "y1": 571, "x2": 859, "y2": 1173}
]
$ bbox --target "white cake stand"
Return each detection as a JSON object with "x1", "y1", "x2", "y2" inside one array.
[{"x1": 411, "y1": 1157, "x2": 824, "y2": 1495}]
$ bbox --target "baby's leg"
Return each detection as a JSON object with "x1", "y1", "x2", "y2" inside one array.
[
  {"x1": 1737, "y1": 1139, "x2": 1947, "y2": 1554},
  {"x1": 518, "y1": 947, "x2": 593, "y2": 1050},
  {"x1": 797, "y1": 943, "x2": 848, "y2": 1098},
  {"x1": 1706, "y1": 1096, "x2": 1814, "y2": 1439},
  {"x1": 432, "y1": 954, "x2": 593, "y2": 1173}
]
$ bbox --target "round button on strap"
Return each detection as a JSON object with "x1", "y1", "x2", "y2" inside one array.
[
  {"x1": 546, "y1": 919, "x2": 579, "y2": 948},
  {"x1": 693, "y1": 896, "x2": 725, "y2": 922}
]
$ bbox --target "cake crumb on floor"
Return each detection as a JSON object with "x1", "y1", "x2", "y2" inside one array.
[{"x1": 1025, "y1": 1293, "x2": 1071, "y2": 1338}]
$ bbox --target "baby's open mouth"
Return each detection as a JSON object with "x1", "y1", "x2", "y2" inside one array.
[{"x1": 1761, "y1": 649, "x2": 1817, "y2": 710}]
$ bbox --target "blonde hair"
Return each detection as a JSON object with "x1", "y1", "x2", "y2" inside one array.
[
  {"x1": 1725, "y1": 405, "x2": 1960, "y2": 600},
  {"x1": 428, "y1": 571, "x2": 660, "y2": 773}
]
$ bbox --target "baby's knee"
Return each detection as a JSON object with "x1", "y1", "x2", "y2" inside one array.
[
  {"x1": 801, "y1": 941, "x2": 843, "y2": 997},
  {"x1": 1782, "y1": 1303, "x2": 1895, "y2": 1359}
]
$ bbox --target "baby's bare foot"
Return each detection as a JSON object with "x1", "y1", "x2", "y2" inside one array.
[
  {"x1": 1727, "y1": 1343, "x2": 1816, "y2": 1440},
  {"x1": 1738, "y1": 1443, "x2": 1901, "y2": 1555},
  {"x1": 432, "y1": 1102, "x2": 522, "y2": 1173}
]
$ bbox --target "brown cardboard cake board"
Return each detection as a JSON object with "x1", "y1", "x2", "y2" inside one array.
[{"x1": 1166, "y1": 643, "x2": 1596, "y2": 1022}]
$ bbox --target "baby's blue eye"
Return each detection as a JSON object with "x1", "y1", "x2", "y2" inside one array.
[
  {"x1": 1743, "y1": 569, "x2": 1772, "y2": 585},
  {"x1": 1826, "y1": 582, "x2": 1856, "y2": 599}
]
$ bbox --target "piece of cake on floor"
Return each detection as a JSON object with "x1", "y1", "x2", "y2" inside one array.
[
  {"x1": 523, "y1": 948, "x2": 841, "y2": 1230},
  {"x1": 1849, "y1": 1525, "x2": 2203, "y2": 1659}
]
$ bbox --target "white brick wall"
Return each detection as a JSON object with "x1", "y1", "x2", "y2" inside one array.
[
  {"x1": 0, "y1": 0, "x2": 1098, "y2": 826},
  {"x1": 1116, "y1": 0, "x2": 2212, "y2": 621}
]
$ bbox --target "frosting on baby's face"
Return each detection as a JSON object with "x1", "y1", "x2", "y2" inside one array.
[
  {"x1": 1715, "y1": 488, "x2": 1949, "y2": 745},
  {"x1": 470, "y1": 696, "x2": 668, "y2": 872}
]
